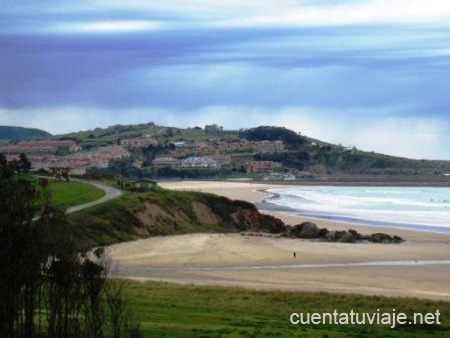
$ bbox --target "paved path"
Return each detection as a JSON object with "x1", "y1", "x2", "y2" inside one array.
[{"x1": 66, "y1": 179, "x2": 122, "y2": 213}]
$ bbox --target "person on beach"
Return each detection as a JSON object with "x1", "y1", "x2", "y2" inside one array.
[{"x1": 293, "y1": 252, "x2": 296, "y2": 259}]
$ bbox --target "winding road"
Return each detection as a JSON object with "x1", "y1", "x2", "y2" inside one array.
[{"x1": 66, "y1": 179, "x2": 122, "y2": 213}]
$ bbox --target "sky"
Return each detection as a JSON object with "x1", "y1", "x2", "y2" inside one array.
[{"x1": 1, "y1": 0, "x2": 449, "y2": 160}]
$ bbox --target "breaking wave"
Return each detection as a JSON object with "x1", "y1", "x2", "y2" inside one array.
[{"x1": 264, "y1": 186, "x2": 450, "y2": 233}]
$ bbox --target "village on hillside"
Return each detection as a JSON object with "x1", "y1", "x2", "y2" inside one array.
[
  {"x1": 1, "y1": 123, "x2": 449, "y2": 182},
  {"x1": 0, "y1": 129, "x2": 302, "y2": 181}
]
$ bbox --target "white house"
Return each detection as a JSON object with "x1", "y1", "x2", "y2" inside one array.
[
  {"x1": 173, "y1": 141, "x2": 191, "y2": 148},
  {"x1": 264, "y1": 172, "x2": 296, "y2": 181},
  {"x1": 283, "y1": 173, "x2": 296, "y2": 181},
  {"x1": 181, "y1": 157, "x2": 218, "y2": 168},
  {"x1": 264, "y1": 172, "x2": 284, "y2": 181},
  {"x1": 343, "y1": 146, "x2": 357, "y2": 154},
  {"x1": 70, "y1": 167, "x2": 87, "y2": 176}
]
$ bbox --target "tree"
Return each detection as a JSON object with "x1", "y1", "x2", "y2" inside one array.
[
  {"x1": 106, "y1": 282, "x2": 129, "y2": 338},
  {"x1": 62, "y1": 171, "x2": 70, "y2": 182},
  {"x1": 204, "y1": 124, "x2": 223, "y2": 134},
  {"x1": 109, "y1": 158, "x2": 143, "y2": 179},
  {"x1": 0, "y1": 157, "x2": 140, "y2": 338},
  {"x1": 0, "y1": 155, "x2": 42, "y2": 337},
  {"x1": 240, "y1": 126, "x2": 305, "y2": 147},
  {"x1": 163, "y1": 128, "x2": 174, "y2": 138},
  {"x1": 18, "y1": 153, "x2": 32, "y2": 173},
  {"x1": 55, "y1": 146, "x2": 71, "y2": 156}
]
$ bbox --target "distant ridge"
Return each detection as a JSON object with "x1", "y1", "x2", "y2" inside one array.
[
  {"x1": 58, "y1": 122, "x2": 450, "y2": 176},
  {"x1": 0, "y1": 126, "x2": 51, "y2": 140}
]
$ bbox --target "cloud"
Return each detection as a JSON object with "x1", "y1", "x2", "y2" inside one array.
[
  {"x1": 351, "y1": 117, "x2": 449, "y2": 160},
  {"x1": 79, "y1": 1, "x2": 450, "y2": 27},
  {"x1": 1, "y1": 0, "x2": 449, "y2": 161},
  {"x1": 214, "y1": 0, "x2": 450, "y2": 27},
  {"x1": 50, "y1": 20, "x2": 165, "y2": 33},
  {"x1": 3, "y1": 0, "x2": 450, "y2": 35},
  {"x1": 1, "y1": 105, "x2": 449, "y2": 160}
]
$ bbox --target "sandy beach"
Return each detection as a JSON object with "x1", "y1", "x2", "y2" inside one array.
[{"x1": 109, "y1": 181, "x2": 450, "y2": 300}]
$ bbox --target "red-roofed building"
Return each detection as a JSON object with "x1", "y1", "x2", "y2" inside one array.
[{"x1": 245, "y1": 161, "x2": 281, "y2": 173}]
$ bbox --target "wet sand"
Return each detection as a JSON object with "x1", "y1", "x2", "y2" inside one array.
[{"x1": 108, "y1": 181, "x2": 450, "y2": 300}]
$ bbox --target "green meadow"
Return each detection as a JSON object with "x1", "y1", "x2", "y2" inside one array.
[
  {"x1": 48, "y1": 180, "x2": 105, "y2": 209},
  {"x1": 26, "y1": 175, "x2": 105, "y2": 210},
  {"x1": 118, "y1": 280, "x2": 450, "y2": 337}
]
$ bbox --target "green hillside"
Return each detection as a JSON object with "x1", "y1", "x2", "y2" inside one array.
[
  {"x1": 55, "y1": 123, "x2": 450, "y2": 178},
  {"x1": 57, "y1": 122, "x2": 240, "y2": 148},
  {"x1": 68, "y1": 188, "x2": 283, "y2": 251},
  {"x1": 0, "y1": 126, "x2": 51, "y2": 140}
]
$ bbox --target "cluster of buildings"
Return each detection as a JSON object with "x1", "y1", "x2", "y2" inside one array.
[
  {"x1": 217, "y1": 140, "x2": 284, "y2": 154},
  {"x1": 168, "y1": 140, "x2": 285, "y2": 157},
  {"x1": 7, "y1": 145, "x2": 131, "y2": 176},
  {"x1": 151, "y1": 156, "x2": 297, "y2": 180},
  {"x1": 29, "y1": 156, "x2": 91, "y2": 175},
  {"x1": 0, "y1": 140, "x2": 81, "y2": 155},
  {"x1": 1, "y1": 135, "x2": 297, "y2": 179},
  {"x1": 67, "y1": 145, "x2": 130, "y2": 167},
  {"x1": 119, "y1": 136, "x2": 158, "y2": 148},
  {"x1": 167, "y1": 141, "x2": 211, "y2": 157},
  {"x1": 263, "y1": 172, "x2": 296, "y2": 181},
  {"x1": 152, "y1": 155, "x2": 232, "y2": 169},
  {"x1": 244, "y1": 161, "x2": 282, "y2": 173},
  {"x1": 180, "y1": 157, "x2": 219, "y2": 168}
]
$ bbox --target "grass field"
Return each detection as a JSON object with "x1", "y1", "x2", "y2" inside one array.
[
  {"x1": 23, "y1": 175, "x2": 105, "y2": 210},
  {"x1": 119, "y1": 280, "x2": 450, "y2": 337},
  {"x1": 47, "y1": 180, "x2": 105, "y2": 210}
]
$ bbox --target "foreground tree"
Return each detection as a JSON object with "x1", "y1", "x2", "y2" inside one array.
[
  {"x1": 0, "y1": 154, "x2": 139, "y2": 338},
  {"x1": 8, "y1": 152, "x2": 32, "y2": 174},
  {"x1": 19, "y1": 153, "x2": 32, "y2": 174}
]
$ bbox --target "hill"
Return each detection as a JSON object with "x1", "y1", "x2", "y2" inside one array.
[
  {"x1": 68, "y1": 189, "x2": 284, "y2": 251},
  {"x1": 56, "y1": 122, "x2": 240, "y2": 148},
  {"x1": 56, "y1": 122, "x2": 450, "y2": 180},
  {"x1": 0, "y1": 126, "x2": 51, "y2": 140}
]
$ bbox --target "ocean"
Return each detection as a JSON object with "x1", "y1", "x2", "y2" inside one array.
[{"x1": 263, "y1": 186, "x2": 450, "y2": 233}]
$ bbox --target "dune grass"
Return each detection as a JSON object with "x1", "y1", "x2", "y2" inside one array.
[{"x1": 118, "y1": 280, "x2": 450, "y2": 337}]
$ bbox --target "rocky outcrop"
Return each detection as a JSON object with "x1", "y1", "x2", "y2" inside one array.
[
  {"x1": 283, "y1": 222, "x2": 404, "y2": 244},
  {"x1": 257, "y1": 214, "x2": 287, "y2": 234},
  {"x1": 366, "y1": 233, "x2": 404, "y2": 244},
  {"x1": 286, "y1": 222, "x2": 320, "y2": 239}
]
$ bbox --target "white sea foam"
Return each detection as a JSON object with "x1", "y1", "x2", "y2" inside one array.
[{"x1": 266, "y1": 186, "x2": 450, "y2": 232}]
